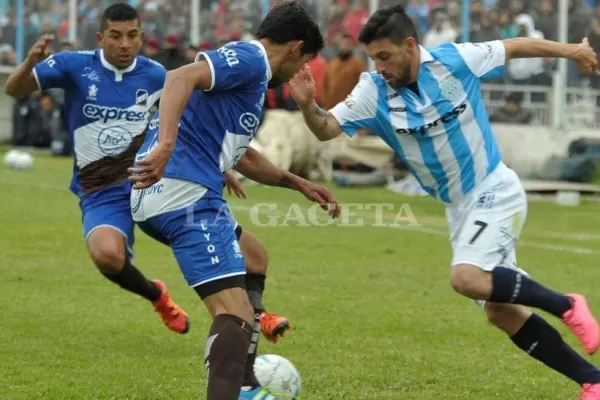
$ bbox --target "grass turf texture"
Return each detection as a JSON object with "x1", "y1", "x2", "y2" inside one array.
[{"x1": 1, "y1": 152, "x2": 600, "y2": 399}]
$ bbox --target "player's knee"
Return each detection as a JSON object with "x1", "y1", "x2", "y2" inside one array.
[
  {"x1": 89, "y1": 244, "x2": 125, "y2": 274},
  {"x1": 450, "y1": 264, "x2": 491, "y2": 298}
]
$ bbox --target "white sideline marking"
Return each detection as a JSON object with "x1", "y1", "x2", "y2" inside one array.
[{"x1": 2, "y1": 179, "x2": 598, "y2": 256}]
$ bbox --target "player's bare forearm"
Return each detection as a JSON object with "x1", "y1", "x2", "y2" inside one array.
[
  {"x1": 503, "y1": 38, "x2": 580, "y2": 61},
  {"x1": 157, "y1": 62, "x2": 213, "y2": 149},
  {"x1": 300, "y1": 101, "x2": 343, "y2": 141},
  {"x1": 234, "y1": 147, "x2": 303, "y2": 190},
  {"x1": 156, "y1": 70, "x2": 194, "y2": 149},
  {"x1": 4, "y1": 58, "x2": 39, "y2": 98}
]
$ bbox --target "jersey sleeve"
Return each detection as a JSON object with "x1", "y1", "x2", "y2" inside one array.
[
  {"x1": 195, "y1": 43, "x2": 264, "y2": 92},
  {"x1": 33, "y1": 52, "x2": 73, "y2": 90},
  {"x1": 452, "y1": 41, "x2": 506, "y2": 80},
  {"x1": 329, "y1": 72, "x2": 379, "y2": 137}
]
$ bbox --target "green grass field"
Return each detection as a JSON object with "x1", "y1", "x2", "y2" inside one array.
[{"x1": 2, "y1": 152, "x2": 600, "y2": 399}]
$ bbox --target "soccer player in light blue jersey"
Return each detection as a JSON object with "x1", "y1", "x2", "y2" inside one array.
[
  {"x1": 290, "y1": 4, "x2": 600, "y2": 398},
  {"x1": 4, "y1": 4, "x2": 190, "y2": 335},
  {"x1": 127, "y1": 2, "x2": 338, "y2": 399}
]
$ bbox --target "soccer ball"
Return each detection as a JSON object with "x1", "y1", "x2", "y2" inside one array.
[
  {"x1": 4, "y1": 150, "x2": 34, "y2": 170},
  {"x1": 254, "y1": 354, "x2": 301, "y2": 399}
]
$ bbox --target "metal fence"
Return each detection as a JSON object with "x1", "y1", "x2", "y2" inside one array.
[{"x1": 481, "y1": 83, "x2": 600, "y2": 129}]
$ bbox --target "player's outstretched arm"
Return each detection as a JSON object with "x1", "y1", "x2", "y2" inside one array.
[
  {"x1": 289, "y1": 65, "x2": 343, "y2": 141},
  {"x1": 129, "y1": 61, "x2": 214, "y2": 189},
  {"x1": 503, "y1": 37, "x2": 598, "y2": 74},
  {"x1": 234, "y1": 147, "x2": 340, "y2": 218},
  {"x1": 5, "y1": 34, "x2": 54, "y2": 98}
]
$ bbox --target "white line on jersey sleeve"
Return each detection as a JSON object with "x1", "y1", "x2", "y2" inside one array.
[
  {"x1": 196, "y1": 52, "x2": 216, "y2": 92},
  {"x1": 329, "y1": 72, "x2": 378, "y2": 137},
  {"x1": 452, "y1": 41, "x2": 506, "y2": 79}
]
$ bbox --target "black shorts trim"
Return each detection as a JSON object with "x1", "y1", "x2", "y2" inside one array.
[{"x1": 193, "y1": 274, "x2": 246, "y2": 300}]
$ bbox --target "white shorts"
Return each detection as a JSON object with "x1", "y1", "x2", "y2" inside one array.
[{"x1": 446, "y1": 163, "x2": 528, "y2": 273}]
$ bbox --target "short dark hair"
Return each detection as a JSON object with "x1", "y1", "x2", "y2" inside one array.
[
  {"x1": 100, "y1": 3, "x2": 139, "y2": 31},
  {"x1": 358, "y1": 5, "x2": 419, "y2": 46},
  {"x1": 256, "y1": 1, "x2": 324, "y2": 55}
]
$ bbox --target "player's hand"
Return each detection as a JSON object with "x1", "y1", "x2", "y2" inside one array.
[
  {"x1": 574, "y1": 38, "x2": 599, "y2": 75},
  {"x1": 224, "y1": 171, "x2": 247, "y2": 199},
  {"x1": 27, "y1": 34, "x2": 54, "y2": 65},
  {"x1": 289, "y1": 64, "x2": 317, "y2": 109},
  {"x1": 296, "y1": 180, "x2": 340, "y2": 219},
  {"x1": 128, "y1": 143, "x2": 173, "y2": 189}
]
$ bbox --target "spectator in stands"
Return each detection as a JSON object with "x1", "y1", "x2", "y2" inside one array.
[
  {"x1": 78, "y1": 15, "x2": 98, "y2": 50},
  {"x1": 405, "y1": 0, "x2": 430, "y2": 36},
  {"x1": 0, "y1": 43, "x2": 15, "y2": 66},
  {"x1": 533, "y1": 0, "x2": 557, "y2": 41},
  {"x1": 422, "y1": 7, "x2": 458, "y2": 48},
  {"x1": 308, "y1": 53, "x2": 329, "y2": 108},
  {"x1": 342, "y1": 0, "x2": 369, "y2": 43},
  {"x1": 142, "y1": 38, "x2": 161, "y2": 61},
  {"x1": 470, "y1": 0, "x2": 484, "y2": 28},
  {"x1": 159, "y1": 34, "x2": 186, "y2": 70},
  {"x1": 498, "y1": 9, "x2": 518, "y2": 39},
  {"x1": 230, "y1": 17, "x2": 255, "y2": 41},
  {"x1": 0, "y1": 11, "x2": 16, "y2": 54},
  {"x1": 322, "y1": 33, "x2": 366, "y2": 110},
  {"x1": 472, "y1": 10, "x2": 499, "y2": 43},
  {"x1": 11, "y1": 93, "x2": 36, "y2": 146},
  {"x1": 60, "y1": 40, "x2": 73, "y2": 51},
  {"x1": 507, "y1": 14, "x2": 552, "y2": 101},
  {"x1": 11, "y1": 90, "x2": 56, "y2": 148},
  {"x1": 185, "y1": 44, "x2": 198, "y2": 63},
  {"x1": 490, "y1": 93, "x2": 534, "y2": 124},
  {"x1": 38, "y1": 91, "x2": 67, "y2": 152},
  {"x1": 509, "y1": 0, "x2": 528, "y2": 15}
]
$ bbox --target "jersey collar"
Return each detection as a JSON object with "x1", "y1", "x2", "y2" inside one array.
[
  {"x1": 99, "y1": 49, "x2": 138, "y2": 81},
  {"x1": 249, "y1": 40, "x2": 272, "y2": 81},
  {"x1": 419, "y1": 46, "x2": 434, "y2": 64}
]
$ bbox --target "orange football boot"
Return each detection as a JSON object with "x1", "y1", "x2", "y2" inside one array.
[
  {"x1": 151, "y1": 280, "x2": 190, "y2": 334},
  {"x1": 259, "y1": 312, "x2": 291, "y2": 343}
]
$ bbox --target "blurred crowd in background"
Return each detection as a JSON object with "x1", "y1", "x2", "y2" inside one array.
[{"x1": 2, "y1": 0, "x2": 600, "y2": 184}]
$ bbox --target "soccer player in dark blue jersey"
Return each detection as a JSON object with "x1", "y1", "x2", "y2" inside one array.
[
  {"x1": 4, "y1": 4, "x2": 190, "y2": 334},
  {"x1": 128, "y1": 2, "x2": 336, "y2": 399}
]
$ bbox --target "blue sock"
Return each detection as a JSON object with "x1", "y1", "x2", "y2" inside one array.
[
  {"x1": 512, "y1": 314, "x2": 600, "y2": 384},
  {"x1": 489, "y1": 267, "x2": 572, "y2": 317}
]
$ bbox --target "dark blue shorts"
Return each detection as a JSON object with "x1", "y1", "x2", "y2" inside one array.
[
  {"x1": 137, "y1": 196, "x2": 246, "y2": 288},
  {"x1": 79, "y1": 181, "x2": 135, "y2": 259}
]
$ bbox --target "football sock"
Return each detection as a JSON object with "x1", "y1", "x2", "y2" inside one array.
[
  {"x1": 511, "y1": 314, "x2": 600, "y2": 384},
  {"x1": 102, "y1": 259, "x2": 161, "y2": 302},
  {"x1": 489, "y1": 267, "x2": 572, "y2": 317},
  {"x1": 246, "y1": 273, "x2": 266, "y2": 312},
  {"x1": 243, "y1": 273, "x2": 266, "y2": 388},
  {"x1": 205, "y1": 314, "x2": 252, "y2": 400},
  {"x1": 242, "y1": 314, "x2": 261, "y2": 388}
]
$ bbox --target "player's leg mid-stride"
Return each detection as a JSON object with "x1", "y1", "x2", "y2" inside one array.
[
  {"x1": 238, "y1": 227, "x2": 291, "y2": 341},
  {"x1": 85, "y1": 209, "x2": 189, "y2": 335},
  {"x1": 224, "y1": 173, "x2": 291, "y2": 345}
]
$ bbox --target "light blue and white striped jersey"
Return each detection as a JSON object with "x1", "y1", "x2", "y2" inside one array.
[{"x1": 330, "y1": 41, "x2": 506, "y2": 204}]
